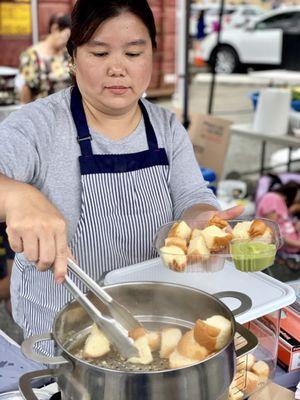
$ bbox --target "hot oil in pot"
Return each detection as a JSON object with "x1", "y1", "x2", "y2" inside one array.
[{"x1": 67, "y1": 321, "x2": 191, "y2": 372}]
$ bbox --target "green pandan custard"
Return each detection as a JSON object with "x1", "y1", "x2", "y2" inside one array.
[{"x1": 230, "y1": 241, "x2": 276, "y2": 272}]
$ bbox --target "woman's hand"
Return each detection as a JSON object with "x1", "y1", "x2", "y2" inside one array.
[
  {"x1": 5, "y1": 182, "x2": 68, "y2": 283},
  {"x1": 183, "y1": 205, "x2": 244, "y2": 228}
]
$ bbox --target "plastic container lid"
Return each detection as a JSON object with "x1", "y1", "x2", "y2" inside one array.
[{"x1": 104, "y1": 258, "x2": 296, "y2": 324}]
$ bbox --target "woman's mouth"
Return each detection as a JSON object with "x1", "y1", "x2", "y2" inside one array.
[{"x1": 105, "y1": 86, "x2": 129, "y2": 95}]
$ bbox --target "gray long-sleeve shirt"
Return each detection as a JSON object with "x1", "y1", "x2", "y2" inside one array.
[{"x1": 0, "y1": 88, "x2": 219, "y2": 242}]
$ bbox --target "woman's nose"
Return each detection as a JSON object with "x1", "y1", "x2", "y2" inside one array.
[{"x1": 107, "y1": 62, "x2": 126, "y2": 77}]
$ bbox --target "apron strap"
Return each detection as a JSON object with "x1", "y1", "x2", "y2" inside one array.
[
  {"x1": 71, "y1": 85, "x2": 159, "y2": 156},
  {"x1": 70, "y1": 85, "x2": 93, "y2": 156},
  {"x1": 138, "y1": 100, "x2": 159, "y2": 150}
]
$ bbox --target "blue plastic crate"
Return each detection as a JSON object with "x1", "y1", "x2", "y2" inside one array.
[{"x1": 200, "y1": 166, "x2": 217, "y2": 194}]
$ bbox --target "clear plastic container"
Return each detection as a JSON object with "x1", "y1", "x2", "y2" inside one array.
[
  {"x1": 230, "y1": 309, "x2": 280, "y2": 399},
  {"x1": 154, "y1": 218, "x2": 283, "y2": 273}
]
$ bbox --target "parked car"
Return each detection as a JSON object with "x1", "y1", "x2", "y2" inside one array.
[
  {"x1": 227, "y1": 5, "x2": 263, "y2": 28},
  {"x1": 199, "y1": 6, "x2": 300, "y2": 73}
]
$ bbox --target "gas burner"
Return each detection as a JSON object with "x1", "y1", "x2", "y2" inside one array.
[{"x1": 49, "y1": 393, "x2": 61, "y2": 400}]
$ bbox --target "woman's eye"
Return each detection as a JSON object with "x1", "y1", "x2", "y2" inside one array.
[
  {"x1": 93, "y1": 52, "x2": 108, "y2": 57},
  {"x1": 126, "y1": 53, "x2": 142, "y2": 57}
]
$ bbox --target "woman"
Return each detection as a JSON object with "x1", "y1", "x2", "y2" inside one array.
[
  {"x1": 19, "y1": 13, "x2": 71, "y2": 103},
  {"x1": 257, "y1": 181, "x2": 300, "y2": 271},
  {"x1": 0, "y1": 0, "x2": 242, "y2": 354}
]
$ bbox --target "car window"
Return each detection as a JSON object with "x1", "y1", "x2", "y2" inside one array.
[
  {"x1": 255, "y1": 12, "x2": 296, "y2": 31},
  {"x1": 206, "y1": 8, "x2": 236, "y2": 16},
  {"x1": 243, "y1": 9, "x2": 260, "y2": 16}
]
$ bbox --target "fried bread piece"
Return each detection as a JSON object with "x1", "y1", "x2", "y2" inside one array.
[
  {"x1": 160, "y1": 245, "x2": 187, "y2": 271},
  {"x1": 164, "y1": 237, "x2": 188, "y2": 252},
  {"x1": 194, "y1": 315, "x2": 232, "y2": 351},
  {"x1": 128, "y1": 335, "x2": 153, "y2": 365},
  {"x1": 187, "y1": 236, "x2": 210, "y2": 262},
  {"x1": 207, "y1": 215, "x2": 229, "y2": 230},
  {"x1": 160, "y1": 327, "x2": 182, "y2": 358},
  {"x1": 177, "y1": 330, "x2": 209, "y2": 361},
  {"x1": 83, "y1": 324, "x2": 110, "y2": 359},
  {"x1": 168, "y1": 221, "x2": 192, "y2": 241},
  {"x1": 200, "y1": 226, "x2": 233, "y2": 252}
]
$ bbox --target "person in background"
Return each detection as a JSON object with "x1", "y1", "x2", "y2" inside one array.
[
  {"x1": 19, "y1": 14, "x2": 71, "y2": 103},
  {"x1": 256, "y1": 181, "x2": 300, "y2": 271},
  {"x1": 197, "y1": 11, "x2": 206, "y2": 40}
]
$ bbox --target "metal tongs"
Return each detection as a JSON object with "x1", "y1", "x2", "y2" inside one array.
[{"x1": 63, "y1": 258, "x2": 141, "y2": 359}]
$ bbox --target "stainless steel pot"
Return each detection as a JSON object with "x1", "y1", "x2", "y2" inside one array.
[{"x1": 19, "y1": 282, "x2": 258, "y2": 400}]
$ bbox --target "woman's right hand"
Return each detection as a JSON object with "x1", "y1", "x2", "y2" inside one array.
[{"x1": 5, "y1": 181, "x2": 68, "y2": 283}]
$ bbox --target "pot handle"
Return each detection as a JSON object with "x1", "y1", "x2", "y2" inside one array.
[
  {"x1": 235, "y1": 322, "x2": 258, "y2": 358},
  {"x1": 19, "y1": 368, "x2": 64, "y2": 400},
  {"x1": 214, "y1": 291, "x2": 252, "y2": 317},
  {"x1": 21, "y1": 333, "x2": 69, "y2": 365}
]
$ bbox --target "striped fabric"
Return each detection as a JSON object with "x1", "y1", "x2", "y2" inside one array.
[{"x1": 11, "y1": 87, "x2": 174, "y2": 355}]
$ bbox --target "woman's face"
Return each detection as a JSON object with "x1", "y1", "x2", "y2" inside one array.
[
  {"x1": 51, "y1": 25, "x2": 71, "y2": 50},
  {"x1": 74, "y1": 12, "x2": 153, "y2": 115}
]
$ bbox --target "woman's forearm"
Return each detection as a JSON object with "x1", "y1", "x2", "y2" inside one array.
[
  {"x1": 284, "y1": 236, "x2": 300, "y2": 249},
  {"x1": 0, "y1": 173, "x2": 29, "y2": 221}
]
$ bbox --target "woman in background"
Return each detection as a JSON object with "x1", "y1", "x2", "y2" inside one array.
[
  {"x1": 257, "y1": 181, "x2": 300, "y2": 271},
  {"x1": 19, "y1": 14, "x2": 71, "y2": 103}
]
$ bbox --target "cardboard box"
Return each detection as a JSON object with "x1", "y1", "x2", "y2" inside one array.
[
  {"x1": 187, "y1": 114, "x2": 232, "y2": 180},
  {"x1": 278, "y1": 304, "x2": 300, "y2": 372},
  {"x1": 249, "y1": 382, "x2": 294, "y2": 399}
]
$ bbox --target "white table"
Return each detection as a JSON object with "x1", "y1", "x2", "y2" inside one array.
[
  {"x1": 230, "y1": 123, "x2": 300, "y2": 176},
  {"x1": 249, "y1": 70, "x2": 300, "y2": 86}
]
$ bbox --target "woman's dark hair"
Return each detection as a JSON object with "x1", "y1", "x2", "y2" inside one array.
[
  {"x1": 268, "y1": 174, "x2": 300, "y2": 208},
  {"x1": 48, "y1": 14, "x2": 71, "y2": 33},
  {"x1": 67, "y1": 0, "x2": 157, "y2": 57}
]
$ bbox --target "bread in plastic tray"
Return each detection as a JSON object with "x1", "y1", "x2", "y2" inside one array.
[{"x1": 154, "y1": 218, "x2": 283, "y2": 273}]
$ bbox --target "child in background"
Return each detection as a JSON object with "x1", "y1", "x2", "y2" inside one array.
[{"x1": 256, "y1": 182, "x2": 300, "y2": 271}]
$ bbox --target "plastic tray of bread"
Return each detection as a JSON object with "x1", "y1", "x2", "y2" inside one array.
[
  {"x1": 154, "y1": 216, "x2": 283, "y2": 273},
  {"x1": 228, "y1": 313, "x2": 278, "y2": 400}
]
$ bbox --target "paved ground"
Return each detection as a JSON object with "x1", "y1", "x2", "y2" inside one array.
[{"x1": 1, "y1": 77, "x2": 299, "y2": 344}]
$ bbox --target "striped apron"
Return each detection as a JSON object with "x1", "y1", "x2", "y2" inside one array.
[{"x1": 11, "y1": 85, "x2": 173, "y2": 355}]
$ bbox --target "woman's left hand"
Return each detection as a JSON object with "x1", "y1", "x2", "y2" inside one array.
[{"x1": 185, "y1": 205, "x2": 244, "y2": 228}]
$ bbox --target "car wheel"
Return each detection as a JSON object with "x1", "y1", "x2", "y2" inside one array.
[{"x1": 211, "y1": 45, "x2": 240, "y2": 74}]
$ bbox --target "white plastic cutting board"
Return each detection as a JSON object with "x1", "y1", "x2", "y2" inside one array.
[{"x1": 104, "y1": 258, "x2": 296, "y2": 324}]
